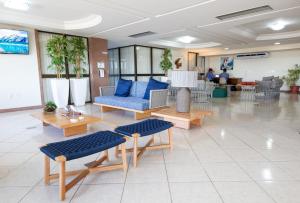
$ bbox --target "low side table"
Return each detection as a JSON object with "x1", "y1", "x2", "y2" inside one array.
[
  {"x1": 151, "y1": 108, "x2": 213, "y2": 129},
  {"x1": 32, "y1": 112, "x2": 101, "y2": 136}
]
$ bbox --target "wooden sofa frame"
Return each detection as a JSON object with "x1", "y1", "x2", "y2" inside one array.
[{"x1": 94, "y1": 103, "x2": 166, "y2": 120}]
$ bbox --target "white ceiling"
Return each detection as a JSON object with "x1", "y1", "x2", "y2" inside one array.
[{"x1": 1, "y1": 0, "x2": 300, "y2": 53}]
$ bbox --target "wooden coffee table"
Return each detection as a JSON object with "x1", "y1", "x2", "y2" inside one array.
[
  {"x1": 32, "y1": 112, "x2": 102, "y2": 136},
  {"x1": 151, "y1": 108, "x2": 213, "y2": 129}
]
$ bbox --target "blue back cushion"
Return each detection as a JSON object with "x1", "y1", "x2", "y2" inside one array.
[
  {"x1": 143, "y1": 78, "x2": 169, "y2": 100},
  {"x1": 136, "y1": 81, "x2": 148, "y2": 98},
  {"x1": 130, "y1": 81, "x2": 137, "y2": 97},
  {"x1": 129, "y1": 81, "x2": 148, "y2": 98},
  {"x1": 114, "y1": 79, "x2": 132, "y2": 97}
]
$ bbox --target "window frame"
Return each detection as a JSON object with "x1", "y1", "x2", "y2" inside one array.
[
  {"x1": 37, "y1": 30, "x2": 92, "y2": 104},
  {"x1": 108, "y1": 45, "x2": 166, "y2": 83}
]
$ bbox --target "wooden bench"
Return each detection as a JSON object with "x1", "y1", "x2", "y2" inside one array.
[
  {"x1": 115, "y1": 119, "x2": 174, "y2": 167},
  {"x1": 40, "y1": 131, "x2": 128, "y2": 201}
]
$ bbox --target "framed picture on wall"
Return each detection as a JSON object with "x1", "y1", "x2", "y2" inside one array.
[{"x1": 220, "y1": 56, "x2": 234, "y2": 70}]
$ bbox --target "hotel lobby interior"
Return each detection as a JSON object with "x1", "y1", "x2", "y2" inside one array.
[{"x1": 1, "y1": 0, "x2": 300, "y2": 202}]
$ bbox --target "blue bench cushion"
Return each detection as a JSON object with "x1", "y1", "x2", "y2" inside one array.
[
  {"x1": 115, "y1": 119, "x2": 173, "y2": 137},
  {"x1": 40, "y1": 131, "x2": 125, "y2": 161},
  {"x1": 95, "y1": 96, "x2": 149, "y2": 111}
]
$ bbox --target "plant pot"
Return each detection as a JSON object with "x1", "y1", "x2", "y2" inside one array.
[
  {"x1": 70, "y1": 78, "x2": 88, "y2": 106},
  {"x1": 290, "y1": 85, "x2": 299, "y2": 94},
  {"x1": 160, "y1": 76, "x2": 168, "y2": 82},
  {"x1": 44, "y1": 110, "x2": 56, "y2": 114},
  {"x1": 50, "y1": 78, "x2": 69, "y2": 108}
]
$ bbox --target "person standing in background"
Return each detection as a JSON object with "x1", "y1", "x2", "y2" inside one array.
[
  {"x1": 206, "y1": 68, "x2": 215, "y2": 81},
  {"x1": 220, "y1": 69, "x2": 229, "y2": 81}
]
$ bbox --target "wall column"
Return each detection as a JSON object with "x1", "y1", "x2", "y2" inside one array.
[{"x1": 88, "y1": 38, "x2": 109, "y2": 101}]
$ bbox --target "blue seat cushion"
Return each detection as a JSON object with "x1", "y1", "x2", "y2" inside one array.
[
  {"x1": 143, "y1": 78, "x2": 169, "y2": 100},
  {"x1": 115, "y1": 119, "x2": 173, "y2": 137},
  {"x1": 40, "y1": 131, "x2": 125, "y2": 161},
  {"x1": 95, "y1": 96, "x2": 149, "y2": 111},
  {"x1": 115, "y1": 78, "x2": 132, "y2": 97}
]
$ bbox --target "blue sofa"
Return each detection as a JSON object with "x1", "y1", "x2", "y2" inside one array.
[{"x1": 94, "y1": 81, "x2": 168, "y2": 120}]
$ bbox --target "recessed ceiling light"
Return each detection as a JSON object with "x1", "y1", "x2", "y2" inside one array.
[
  {"x1": 177, "y1": 35, "x2": 197, "y2": 44},
  {"x1": 269, "y1": 21, "x2": 287, "y2": 31},
  {"x1": 155, "y1": 0, "x2": 216, "y2": 18},
  {"x1": 3, "y1": 0, "x2": 30, "y2": 11},
  {"x1": 224, "y1": 47, "x2": 229, "y2": 50},
  {"x1": 274, "y1": 42, "x2": 280, "y2": 45}
]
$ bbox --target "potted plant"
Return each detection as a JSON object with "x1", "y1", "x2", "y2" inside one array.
[
  {"x1": 282, "y1": 64, "x2": 300, "y2": 94},
  {"x1": 160, "y1": 48, "x2": 172, "y2": 81},
  {"x1": 46, "y1": 35, "x2": 69, "y2": 108},
  {"x1": 68, "y1": 36, "x2": 88, "y2": 106},
  {"x1": 44, "y1": 101, "x2": 57, "y2": 113}
]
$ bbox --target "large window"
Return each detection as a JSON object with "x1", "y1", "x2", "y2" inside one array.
[
  {"x1": 136, "y1": 46, "x2": 151, "y2": 74},
  {"x1": 108, "y1": 45, "x2": 165, "y2": 85},
  {"x1": 38, "y1": 31, "x2": 91, "y2": 104},
  {"x1": 120, "y1": 46, "x2": 135, "y2": 75}
]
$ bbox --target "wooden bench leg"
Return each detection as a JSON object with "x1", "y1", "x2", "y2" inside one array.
[
  {"x1": 115, "y1": 145, "x2": 119, "y2": 158},
  {"x1": 121, "y1": 143, "x2": 128, "y2": 172},
  {"x1": 104, "y1": 150, "x2": 109, "y2": 161},
  {"x1": 168, "y1": 128, "x2": 173, "y2": 150},
  {"x1": 133, "y1": 134, "x2": 139, "y2": 168},
  {"x1": 55, "y1": 156, "x2": 66, "y2": 201},
  {"x1": 44, "y1": 156, "x2": 50, "y2": 185}
]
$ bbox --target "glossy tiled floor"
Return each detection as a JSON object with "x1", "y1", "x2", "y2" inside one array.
[{"x1": 1, "y1": 93, "x2": 300, "y2": 203}]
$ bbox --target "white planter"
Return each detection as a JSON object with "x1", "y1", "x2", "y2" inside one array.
[
  {"x1": 160, "y1": 76, "x2": 168, "y2": 82},
  {"x1": 50, "y1": 79, "x2": 69, "y2": 108},
  {"x1": 70, "y1": 78, "x2": 88, "y2": 106}
]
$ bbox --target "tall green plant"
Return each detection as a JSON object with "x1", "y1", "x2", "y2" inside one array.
[
  {"x1": 282, "y1": 64, "x2": 300, "y2": 86},
  {"x1": 68, "y1": 37, "x2": 87, "y2": 78},
  {"x1": 160, "y1": 48, "x2": 172, "y2": 75},
  {"x1": 46, "y1": 36, "x2": 67, "y2": 79}
]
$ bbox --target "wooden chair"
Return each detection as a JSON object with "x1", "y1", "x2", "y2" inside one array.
[
  {"x1": 115, "y1": 119, "x2": 174, "y2": 167},
  {"x1": 40, "y1": 131, "x2": 128, "y2": 201}
]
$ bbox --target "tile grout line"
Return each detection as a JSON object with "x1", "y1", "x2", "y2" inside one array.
[
  {"x1": 119, "y1": 150, "x2": 131, "y2": 203},
  {"x1": 17, "y1": 177, "x2": 44, "y2": 202},
  {"x1": 204, "y1": 128, "x2": 278, "y2": 203},
  {"x1": 183, "y1": 129, "x2": 225, "y2": 203},
  {"x1": 161, "y1": 132, "x2": 174, "y2": 203}
]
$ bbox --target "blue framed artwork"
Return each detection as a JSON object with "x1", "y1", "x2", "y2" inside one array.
[
  {"x1": 220, "y1": 56, "x2": 234, "y2": 70},
  {"x1": 0, "y1": 29, "x2": 29, "y2": 54}
]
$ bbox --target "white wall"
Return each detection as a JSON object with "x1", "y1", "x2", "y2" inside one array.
[
  {"x1": 205, "y1": 49, "x2": 300, "y2": 90},
  {"x1": 0, "y1": 25, "x2": 42, "y2": 110},
  {"x1": 171, "y1": 48, "x2": 189, "y2": 70}
]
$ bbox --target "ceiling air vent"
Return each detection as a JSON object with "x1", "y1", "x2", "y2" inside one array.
[
  {"x1": 236, "y1": 52, "x2": 269, "y2": 59},
  {"x1": 129, "y1": 31, "x2": 156, "y2": 38},
  {"x1": 216, "y1": 5, "x2": 273, "y2": 20}
]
